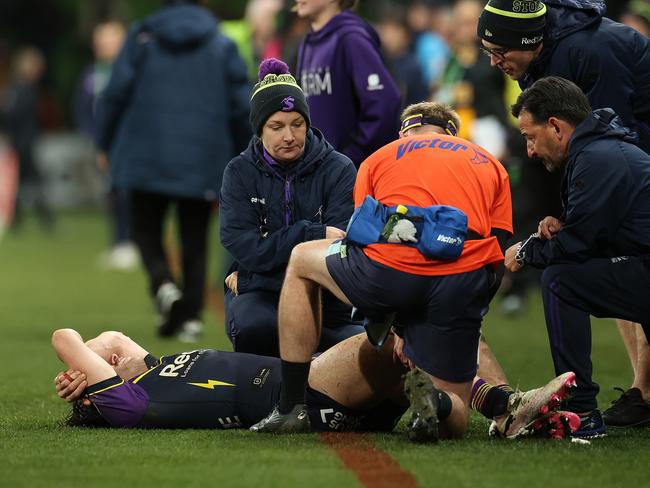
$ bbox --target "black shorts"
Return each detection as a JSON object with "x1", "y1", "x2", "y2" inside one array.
[
  {"x1": 305, "y1": 387, "x2": 406, "y2": 432},
  {"x1": 325, "y1": 241, "x2": 493, "y2": 382}
]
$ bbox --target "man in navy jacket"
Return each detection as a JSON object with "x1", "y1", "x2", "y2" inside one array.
[
  {"x1": 96, "y1": 0, "x2": 251, "y2": 340},
  {"x1": 505, "y1": 77, "x2": 650, "y2": 437},
  {"x1": 478, "y1": 0, "x2": 650, "y2": 427},
  {"x1": 478, "y1": 0, "x2": 650, "y2": 153}
]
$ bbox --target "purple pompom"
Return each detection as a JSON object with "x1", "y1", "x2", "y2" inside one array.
[{"x1": 258, "y1": 58, "x2": 290, "y2": 80}]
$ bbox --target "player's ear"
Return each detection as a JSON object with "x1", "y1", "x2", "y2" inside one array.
[{"x1": 110, "y1": 353, "x2": 119, "y2": 365}]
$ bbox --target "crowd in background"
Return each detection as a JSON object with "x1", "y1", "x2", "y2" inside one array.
[{"x1": 0, "y1": 0, "x2": 648, "y2": 321}]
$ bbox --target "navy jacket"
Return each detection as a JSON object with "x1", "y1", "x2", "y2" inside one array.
[
  {"x1": 220, "y1": 128, "x2": 356, "y2": 294},
  {"x1": 297, "y1": 11, "x2": 401, "y2": 166},
  {"x1": 521, "y1": 0, "x2": 650, "y2": 152},
  {"x1": 521, "y1": 109, "x2": 650, "y2": 268},
  {"x1": 95, "y1": 4, "x2": 251, "y2": 199}
]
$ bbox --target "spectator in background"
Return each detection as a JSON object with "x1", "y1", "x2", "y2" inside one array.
[
  {"x1": 75, "y1": 22, "x2": 126, "y2": 141},
  {"x1": 2, "y1": 46, "x2": 53, "y2": 232},
  {"x1": 74, "y1": 21, "x2": 137, "y2": 271},
  {"x1": 220, "y1": 58, "x2": 363, "y2": 357},
  {"x1": 621, "y1": 0, "x2": 650, "y2": 36},
  {"x1": 295, "y1": 0, "x2": 401, "y2": 167},
  {"x1": 221, "y1": 0, "x2": 286, "y2": 82},
  {"x1": 376, "y1": 10, "x2": 430, "y2": 109},
  {"x1": 437, "y1": 0, "x2": 508, "y2": 159},
  {"x1": 247, "y1": 0, "x2": 285, "y2": 63},
  {"x1": 406, "y1": 0, "x2": 451, "y2": 94},
  {"x1": 95, "y1": 0, "x2": 251, "y2": 342}
]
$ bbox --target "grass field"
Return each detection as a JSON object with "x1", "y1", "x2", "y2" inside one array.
[{"x1": 1, "y1": 211, "x2": 648, "y2": 488}]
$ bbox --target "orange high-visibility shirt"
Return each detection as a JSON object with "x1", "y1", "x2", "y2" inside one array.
[{"x1": 354, "y1": 134, "x2": 513, "y2": 276}]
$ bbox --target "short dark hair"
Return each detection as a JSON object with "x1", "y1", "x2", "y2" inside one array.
[{"x1": 511, "y1": 76, "x2": 592, "y2": 127}]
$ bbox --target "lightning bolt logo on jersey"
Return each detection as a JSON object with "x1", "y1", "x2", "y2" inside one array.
[{"x1": 88, "y1": 350, "x2": 281, "y2": 429}]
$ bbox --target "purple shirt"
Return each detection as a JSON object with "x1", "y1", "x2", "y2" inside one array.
[
  {"x1": 87, "y1": 376, "x2": 149, "y2": 427},
  {"x1": 297, "y1": 11, "x2": 401, "y2": 166}
]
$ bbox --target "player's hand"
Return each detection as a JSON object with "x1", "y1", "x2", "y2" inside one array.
[
  {"x1": 393, "y1": 335, "x2": 415, "y2": 370},
  {"x1": 504, "y1": 243, "x2": 522, "y2": 272},
  {"x1": 225, "y1": 271, "x2": 238, "y2": 296},
  {"x1": 54, "y1": 369, "x2": 88, "y2": 403},
  {"x1": 537, "y1": 216, "x2": 562, "y2": 240},
  {"x1": 325, "y1": 226, "x2": 346, "y2": 239}
]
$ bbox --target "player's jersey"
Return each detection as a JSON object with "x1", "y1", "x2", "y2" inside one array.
[
  {"x1": 87, "y1": 350, "x2": 280, "y2": 429},
  {"x1": 354, "y1": 134, "x2": 513, "y2": 275}
]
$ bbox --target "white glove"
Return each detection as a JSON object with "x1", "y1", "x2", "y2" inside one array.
[{"x1": 387, "y1": 219, "x2": 418, "y2": 243}]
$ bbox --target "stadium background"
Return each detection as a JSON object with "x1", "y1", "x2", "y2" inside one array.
[{"x1": 0, "y1": 1, "x2": 648, "y2": 487}]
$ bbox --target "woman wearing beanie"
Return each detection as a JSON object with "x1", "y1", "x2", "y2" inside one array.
[
  {"x1": 295, "y1": 0, "x2": 401, "y2": 167},
  {"x1": 219, "y1": 58, "x2": 364, "y2": 357}
]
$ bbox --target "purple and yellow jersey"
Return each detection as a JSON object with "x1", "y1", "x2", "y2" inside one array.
[{"x1": 86, "y1": 350, "x2": 281, "y2": 429}]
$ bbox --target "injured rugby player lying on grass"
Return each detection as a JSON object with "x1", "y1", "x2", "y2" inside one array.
[{"x1": 52, "y1": 329, "x2": 578, "y2": 440}]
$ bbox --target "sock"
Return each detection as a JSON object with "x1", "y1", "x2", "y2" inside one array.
[
  {"x1": 436, "y1": 390, "x2": 453, "y2": 421},
  {"x1": 278, "y1": 360, "x2": 310, "y2": 413},
  {"x1": 497, "y1": 383, "x2": 514, "y2": 395},
  {"x1": 471, "y1": 378, "x2": 512, "y2": 419}
]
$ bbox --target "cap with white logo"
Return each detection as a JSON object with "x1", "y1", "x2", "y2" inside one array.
[{"x1": 477, "y1": 0, "x2": 546, "y2": 50}]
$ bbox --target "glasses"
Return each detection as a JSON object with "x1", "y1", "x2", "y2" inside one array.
[{"x1": 480, "y1": 45, "x2": 511, "y2": 61}]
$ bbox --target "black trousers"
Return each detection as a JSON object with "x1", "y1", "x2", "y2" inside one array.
[
  {"x1": 131, "y1": 189, "x2": 213, "y2": 321},
  {"x1": 224, "y1": 289, "x2": 365, "y2": 357},
  {"x1": 541, "y1": 256, "x2": 650, "y2": 412}
]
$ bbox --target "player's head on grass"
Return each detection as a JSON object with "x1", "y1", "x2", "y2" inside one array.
[{"x1": 65, "y1": 399, "x2": 110, "y2": 428}]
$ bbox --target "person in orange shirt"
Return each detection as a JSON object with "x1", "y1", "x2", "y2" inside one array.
[{"x1": 251, "y1": 102, "x2": 515, "y2": 440}]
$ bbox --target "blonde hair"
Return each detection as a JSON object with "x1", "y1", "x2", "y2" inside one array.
[{"x1": 400, "y1": 102, "x2": 461, "y2": 131}]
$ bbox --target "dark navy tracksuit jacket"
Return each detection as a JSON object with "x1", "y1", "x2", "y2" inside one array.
[
  {"x1": 519, "y1": 109, "x2": 650, "y2": 411},
  {"x1": 219, "y1": 128, "x2": 363, "y2": 355}
]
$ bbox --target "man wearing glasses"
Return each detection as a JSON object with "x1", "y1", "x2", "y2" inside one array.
[
  {"x1": 477, "y1": 0, "x2": 650, "y2": 430},
  {"x1": 477, "y1": 0, "x2": 650, "y2": 152}
]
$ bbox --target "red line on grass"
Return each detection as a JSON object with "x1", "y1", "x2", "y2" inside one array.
[{"x1": 320, "y1": 432, "x2": 421, "y2": 488}]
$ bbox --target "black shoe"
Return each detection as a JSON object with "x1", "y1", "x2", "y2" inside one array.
[
  {"x1": 404, "y1": 368, "x2": 439, "y2": 443},
  {"x1": 250, "y1": 404, "x2": 310, "y2": 433},
  {"x1": 155, "y1": 282, "x2": 184, "y2": 337},
  {"x1": 570, "y1": 409, "x2": 607, "y2": 438},
  {"x1": 603, "y1": 387, "x2": 650, "y2": 428}
]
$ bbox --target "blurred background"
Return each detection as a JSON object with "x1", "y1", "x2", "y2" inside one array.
[{"x1": 0, "y1": 0, "x2": 644, "y2": 334}]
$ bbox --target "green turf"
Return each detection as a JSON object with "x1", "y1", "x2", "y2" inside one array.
[{"x1": 1, "y1": 211, "x2": 647, "y2": 487}]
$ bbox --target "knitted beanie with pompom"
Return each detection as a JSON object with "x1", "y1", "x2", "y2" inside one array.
[{"x1": 249, "y1": 58, "x2": 310, "y2": 135}]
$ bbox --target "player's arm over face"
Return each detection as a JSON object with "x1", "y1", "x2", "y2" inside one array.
[{"x1": 52, "y1": 328, "x2": 117, "y2": 387}]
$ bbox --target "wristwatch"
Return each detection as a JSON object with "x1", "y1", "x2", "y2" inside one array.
[{"x1": 514, "y1": 232, "x2": 539, "y2": 268}]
